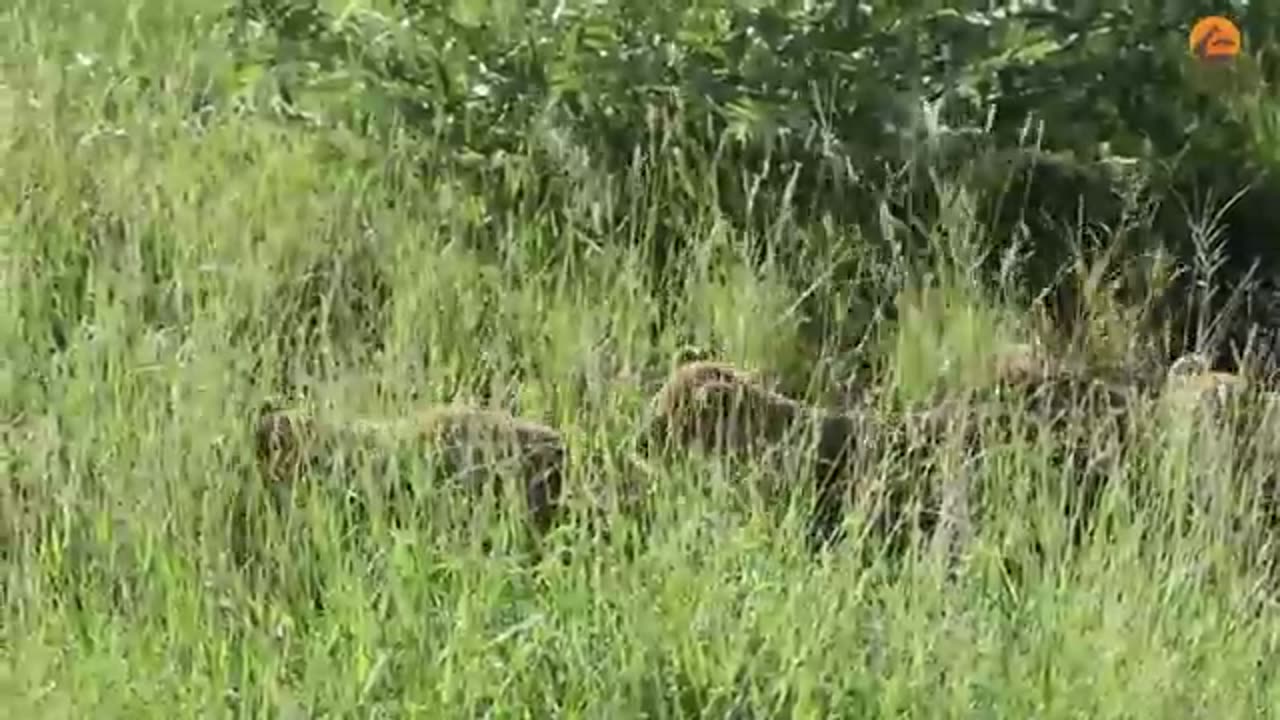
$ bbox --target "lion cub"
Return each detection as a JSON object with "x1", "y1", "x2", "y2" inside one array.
[
  {"x1": 254, "y1": 403, "x2": 567, "y2": 535},
  {"x1": 635, "y1": 359, "x2": 877, "y2": 545}
]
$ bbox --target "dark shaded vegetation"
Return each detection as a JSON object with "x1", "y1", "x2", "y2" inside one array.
[{"x1": 212, "y1": 0, "x2": 1280, "y2": 378}]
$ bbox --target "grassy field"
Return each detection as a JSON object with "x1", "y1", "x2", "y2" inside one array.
[{"x1": 5, "y1": 0, "x2": 1280, "y2": 717}]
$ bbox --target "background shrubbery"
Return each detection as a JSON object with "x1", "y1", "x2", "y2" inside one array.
[
  {"x1": 5, "y1": 0, "x2": 1280, "y2": 715},
  {"x1": 217, "y1": 0, "x2": 1280, "y2": 368}
]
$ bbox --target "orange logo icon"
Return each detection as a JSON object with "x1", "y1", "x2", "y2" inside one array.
[{"x1": 1190, "y1": 16, "x2": 1241, "y2": 62}]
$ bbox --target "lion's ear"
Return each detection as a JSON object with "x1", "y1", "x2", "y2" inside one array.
[
  {"x1": 673, "y1": 344, "x2": 712, "y2": 366},
  {"x1": 1168, "y1": 352, "x2": 1212, "y2": 379},
  {"x1": 257, "y1": 396, "x2": 283, "y2": 417}
]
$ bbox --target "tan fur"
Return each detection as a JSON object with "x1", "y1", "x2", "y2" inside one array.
[
  {"x1": 1164, "y1": 352, "x2": 1249, "y2": 414},
  {"x1": 993, "y1": 341, "x2": 1054, "y2": 386},
  {"x1": 636, "y1": 359, "x2": 879, "y2": 547},
  {"x1": 1166, "y1": 353, "x2": 1246, "y2": 388},
  {"x1": 254, "y1": 404, "x2": 566, "y2": 534},
  {"x1": 635, "y1": 360, "x2": 792, "y2": 457},
  {"x1": 255, "y1": 407, "x2": 317, "y2": 486}
]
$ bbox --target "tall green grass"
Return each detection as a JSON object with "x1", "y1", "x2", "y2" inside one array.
[{"x1": 4, "y1": 0, "x2": 1280, "y2": 716}]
